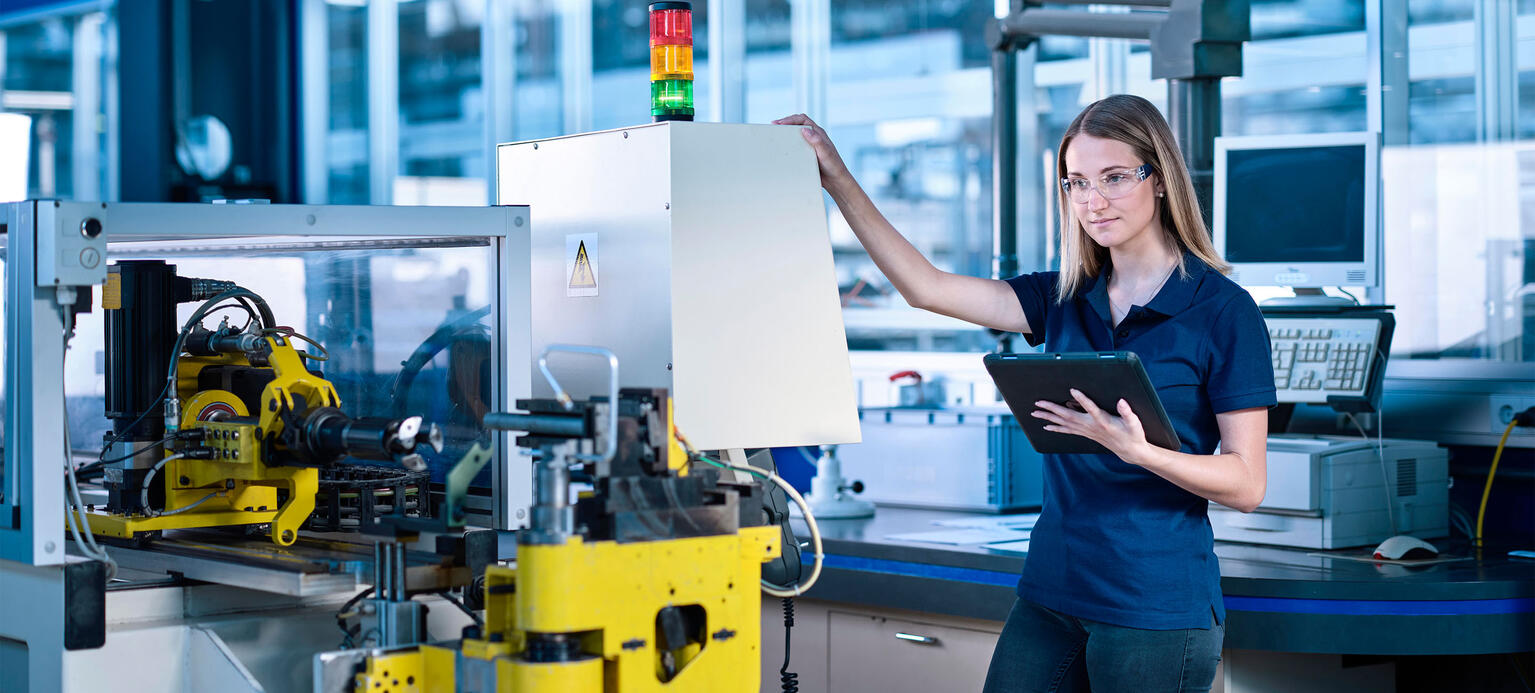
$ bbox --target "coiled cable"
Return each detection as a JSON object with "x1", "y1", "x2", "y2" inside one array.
[{"x1": 779, "y1": 597, "x2": 798, "y2": 693}]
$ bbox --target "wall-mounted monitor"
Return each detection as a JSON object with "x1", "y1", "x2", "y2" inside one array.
[{"x1": 1214, "y1": 131, "x2": 1381, "y2": 290}]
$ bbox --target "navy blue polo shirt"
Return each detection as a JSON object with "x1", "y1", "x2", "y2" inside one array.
[{"x1": 1005, "y1": 251, "x2": 1276, "y2": 630}]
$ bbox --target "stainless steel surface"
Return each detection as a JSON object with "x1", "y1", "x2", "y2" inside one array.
[
  {"x1": 35, "y1": 201, "x2": 109, "y2": 288},
  {"x1": 365, "y1": 598, "x2": 427, "y2": 649},
  {"x1": 1, "y1": 201, "x2": 71, "y2": 565},
  {"x1": 456, "y1": 650, "x2": 500, "y2": 693},
  {"x1": 525, "y1": 443, "x2": 575, "y2": 546},
  {"x1": 498, "y1": 122, "x2": 860, "y2": 451},
  {"x1": 90, "y1": 531, "x2": 466, "y2": 597},
  {"x1": 537, "y1": 344, "x2": 619, "y2": 465},
  {"x1": 313, "y1": 648, "x2": 380, "y2": 693}
]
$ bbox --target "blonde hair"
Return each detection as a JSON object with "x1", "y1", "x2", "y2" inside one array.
[{"x1": 1053, "y1": 94, "x2": 1229, "y2": 302}]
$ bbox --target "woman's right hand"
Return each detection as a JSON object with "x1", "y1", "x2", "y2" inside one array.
[{"x1": 773, "y1": 114, "x2": 852, "y2": 192}]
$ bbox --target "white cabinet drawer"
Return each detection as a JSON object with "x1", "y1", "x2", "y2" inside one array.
[{"x1": 827, "y1": 611, "x2": 1000, "y2": 693}]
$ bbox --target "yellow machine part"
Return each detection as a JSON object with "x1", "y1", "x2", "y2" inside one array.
[
  {"x1": 504, "y1": 657, "x2": 603, "y2": 690},
  {"x1": 354, "y1": 649, "x2": 428, "y2": 693},
  {"x1": 665, "y1": 398, "x2": 688, "y2": 475},
  {"x1": 81, "y1": 338, "x2": 334, "y2": 546},
  {"x1": 508, "y1": 525, "x2": 781, "y2": 691}
]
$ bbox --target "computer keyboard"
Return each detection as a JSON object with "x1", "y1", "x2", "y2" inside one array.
[{"x1": 1265, "y1": 317, "x2": 1384, "y2": 404}]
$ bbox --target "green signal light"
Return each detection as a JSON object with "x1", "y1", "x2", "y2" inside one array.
[{"x1": 651, "y1": 79, "x2": 694, "y2": 119}]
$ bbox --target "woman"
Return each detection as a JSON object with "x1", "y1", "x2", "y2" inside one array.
[{"x1": 775, "y1": 94, "x2": 1274, "y2": 693}]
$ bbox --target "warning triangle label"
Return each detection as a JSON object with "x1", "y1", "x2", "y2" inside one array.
[{"x1": 569, "y1": 241, "x2": 597, "y2": 289}]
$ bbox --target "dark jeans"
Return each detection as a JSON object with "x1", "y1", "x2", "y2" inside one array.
[{"x1": 981, "y1": 598, "x2": 1223, "y2": 693}]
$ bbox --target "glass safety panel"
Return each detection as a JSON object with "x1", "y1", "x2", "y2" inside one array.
[{"x1": 63, "y1": 236, "x2": 499, "y2": 511}]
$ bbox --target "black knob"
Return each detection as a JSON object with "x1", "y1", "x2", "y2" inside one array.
[
  {"x1": 847, "y1": 480, "x2": 865, "y2": 494},
  {"x1": 81, "y1": 217, "x2": 103, "y2": 239}
]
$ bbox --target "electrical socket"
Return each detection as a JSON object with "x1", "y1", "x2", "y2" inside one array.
[{"x1": 1488, "y1": 395, "x2": 1535, "y2": 434}]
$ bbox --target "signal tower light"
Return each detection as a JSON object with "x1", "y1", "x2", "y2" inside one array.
[{"x1": 649, "y1": 1, "x2": 694, "y2": 122}]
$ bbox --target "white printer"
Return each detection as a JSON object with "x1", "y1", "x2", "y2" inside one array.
[{"x1": 1208, "y1": 435, "x2": 1449, "y2": 549}]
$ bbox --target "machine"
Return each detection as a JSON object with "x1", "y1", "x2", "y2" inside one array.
[
  {"x1": 335, "y1": 348, "x2": 802, "y2": 692},
  {"x1": 836, "y1": 407, "x2": 1044, "y2": 513},
  {"x1": 1209, "y1": 435, "x2": 1449, "y2": 550},
  {"x1": 81, "y1": 260, "x2": 442, "y2": 546},
  {"x1": 2, "y1": 123, "x2": 854, "y2": 693},
  {"x1": 0, "y1": 202, "x2": 532, "y2": 693}
]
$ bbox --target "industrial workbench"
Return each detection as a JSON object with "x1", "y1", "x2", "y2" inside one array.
[{"x1": 761, "y1": 507, "x2": 1534, "y2": 692}]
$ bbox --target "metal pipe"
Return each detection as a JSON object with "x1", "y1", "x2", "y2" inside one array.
[
  {"x1": 999, "y1": 9, "x2": 1162, "y2": 42},
  {"x1": 391, "y1": 542, "x2": 405, "y2": 602},
  {"x1": 1166, "y1": 77, "x2": 1220, "y2": 229},
  {"x1": 482, "y1": 412, "x2": 589, "y2": 438},
  {"x1": 991, "y1": 44, "x2": 1019, "y2": 354},
  {"x1": 372, "y1": 541, "x2": 386, "y2": 598},
  {"x1": 536, "y1": 344, "x2": 620, "y2": 465},
  {"x1": 526, "y1": 444, "x2": 573, "y2": 545}
]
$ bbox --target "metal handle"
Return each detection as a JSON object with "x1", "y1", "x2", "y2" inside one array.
[
  {"x1": 894, "y1": 632, "x2": 938, "y2": 645},
  {"x1": 536, "y1": 344, "x2": 619, "y2": 465}
]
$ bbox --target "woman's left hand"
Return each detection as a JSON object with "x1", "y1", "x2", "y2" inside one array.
[{"x1": 1032, "y1": 389, "x2": 1152, "y2": 465}]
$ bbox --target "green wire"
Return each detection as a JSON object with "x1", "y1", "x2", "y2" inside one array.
[{"x1": 692, "y1": 453, "x2": 770, "y2": 480}]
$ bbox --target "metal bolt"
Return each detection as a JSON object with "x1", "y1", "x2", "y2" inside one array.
[
  {"x1": 664, "y1": 202, "x2": 671, "y2": 210},
  {"x1": 514, "y1": 216, "x2": 524, "y2": 227},
  {"x1": 623, "y1": 131, "x2": 629, "y2": 139},
  {"x1": 44, "y1": 541, "x2": 56, "y2": 553}
]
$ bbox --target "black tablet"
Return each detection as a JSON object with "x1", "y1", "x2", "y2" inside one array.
[{"x1": 983, "y1": 351, "x2": 1181, "y2": 455}]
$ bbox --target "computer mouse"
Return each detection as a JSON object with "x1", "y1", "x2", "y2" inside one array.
[{"x1": 1373, "y1": 535, "x2": 1439, "y2": 560}]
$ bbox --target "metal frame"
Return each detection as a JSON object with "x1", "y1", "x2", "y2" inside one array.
[
  {"x1": 1472, "y1": 0, "x2": 1518, "y2": 143},
  {"x1": 990, "y1": 0, "x2": 1250, "y2": 311},
  {"x1": 0, "y1": 202, "x2": 71, "y2": 565},
  {"x1": 1211, "y1": 131, "x2": 1382, "y2": 289},
  {"x1": 366, "y1": 0, "x2": 400, "y2": 205},
  {"x1": 0, "y1": 202, "x2": 531, "y2": 565},
  {"x1": 300, "y1": 0, "x2": 329, "y2": 204}
]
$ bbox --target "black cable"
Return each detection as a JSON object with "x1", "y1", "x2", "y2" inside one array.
[
  {"x1": 201, "y1": 302, "x2": 259, "y2": 331},
  {"x1": 437, "y1": 590, "x2": 485, "y2": 628},
  {"x1": 335, "y1": 586, "x2": 376, "y2": 647},
  {"x1": 97, "y1": 291, "x2": 270, "y2": 464},
  {"x1": 779, "y1": 597, "x2": 798, "y2": 693},
  {"x1": 92, "y1": 434, "x2": 176, "y2": 466}
]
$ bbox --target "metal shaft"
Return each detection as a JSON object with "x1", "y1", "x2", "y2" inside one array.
[{"x1": 525, "y1": 444, "x2": 573, "y2": 545}]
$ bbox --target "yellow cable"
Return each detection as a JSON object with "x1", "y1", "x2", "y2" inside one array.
[{"x1": 1475, "y1": 419, "x2": 1519, "y2": 549}]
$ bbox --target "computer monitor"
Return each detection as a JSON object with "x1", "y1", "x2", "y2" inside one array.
[{"x1": 1213, "y1": 132, "x2": 1381, "y2": 290}]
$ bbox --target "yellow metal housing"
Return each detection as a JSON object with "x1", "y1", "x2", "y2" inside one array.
[{"x1": 81, "y1": 337, "x2": 333, "y2": 546}]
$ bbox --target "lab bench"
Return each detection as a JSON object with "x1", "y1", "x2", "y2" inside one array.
[{"x1": 760, "y1": 507, "x2": 1534, "y2": 692}]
